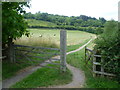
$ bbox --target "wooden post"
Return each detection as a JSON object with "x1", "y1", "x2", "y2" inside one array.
[
  {"x1": 93, "y1": 52, "x2": 96, "y2": 77},
  {"x1": 8, "y1": 38, "x2": 14, "y2": 63},
  {"x1": 13, "y1": 43, "x2": 16, "y2": 63},
  {"x1": 101, "y1": 58, "x2": 104, "y2": 77},
  {"x1": 85, "y1": 46, "x2": 86, "y2": 62},
  {"x1": 9, "y1": 43, "x2": 14, "y2": 63},
  {"x1": 60, "y1": 30, "x2": 67, "y2": 72}
]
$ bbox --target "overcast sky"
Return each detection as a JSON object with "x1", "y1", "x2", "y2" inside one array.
[{"x1": 25, "y1": 0, "x2": 119, "y2": 21}]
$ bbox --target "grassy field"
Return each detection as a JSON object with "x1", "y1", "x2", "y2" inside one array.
[
  {"x1": 26, "y1": 19, "x2": 58, "y2": 28},
  {"x1": 15, "y1": 28, "x2": 95, "y2": 47}
]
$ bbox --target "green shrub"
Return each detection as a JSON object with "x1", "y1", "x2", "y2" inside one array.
[{"x1": 94, "y1": 20, "x2": 120, "y2": 82}]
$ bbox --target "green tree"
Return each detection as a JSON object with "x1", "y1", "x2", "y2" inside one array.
[
  {"x1": 2, "y1": 2, "x2": 30, "y2": 61},
  {"x1": 2, "y1": 2, "x2": 30, "y2": 45},
  {"x1": 99, "y1": 17, "x2": 106, "y2": 24}
]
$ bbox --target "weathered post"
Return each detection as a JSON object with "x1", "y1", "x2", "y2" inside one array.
[
  {"x1": 60, "y1": 30, "x2": 67, "y2": 72},
  {"x1": 9, "y1": 42, "x2": 14, "y2": 63},
  {"x1": 85, "y1": 46, "x2": 86, "y2": 62},
  {"x1": 93, "y1": 51, "x2": 96, "y2": 77},
  {"x1": 8, "y1": 38, "x2": 14, "y2": 63},
  {"x1": 12, "y1": 43, "x2": 16, "y2": 63},
  {"x1": 101, "y1": 58, "x2": 104, "y2": 77}
]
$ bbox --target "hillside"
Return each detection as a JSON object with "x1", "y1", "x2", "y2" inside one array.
[
  {"x1": 26, "y1": 19, "x2": 58, "y2": 28},
  {"x1": 24, "y1": 12, "x2": 105, "y2": 34},
  {"x1": 26, "y1": 19, "x2": 104, "y2": 34}
]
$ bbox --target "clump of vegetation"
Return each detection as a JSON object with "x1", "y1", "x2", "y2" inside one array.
[{"x1": 94, "y1": 20, "x2": 120, "y2": 82}]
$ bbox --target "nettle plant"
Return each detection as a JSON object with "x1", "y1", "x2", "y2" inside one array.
[{"x1": 94, "y1": 20, "x2": 120, "y2": 82}]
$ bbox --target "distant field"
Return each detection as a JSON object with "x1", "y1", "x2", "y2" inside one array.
[
  {"x1": 26, "y1": 19, "x2": 58, "y2": 27},
  {"x1": 15, "y1": 28, "x2": 96, "y2": 47}
]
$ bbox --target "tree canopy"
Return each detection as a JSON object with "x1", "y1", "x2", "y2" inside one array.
[
  {"x1": 24, "y1": 12, "x2": 106, "y2": 28},
  {"x1": 2, "y1": 2, "x2": 30, "y2": 44}
]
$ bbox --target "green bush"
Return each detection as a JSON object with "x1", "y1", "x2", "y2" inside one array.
[{"x1": 94, "y1": 20, "x2": 120, "y2": 82}]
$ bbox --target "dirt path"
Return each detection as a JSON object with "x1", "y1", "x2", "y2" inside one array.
[
  {"x1": 3, "y1": 38, "x2": 93, "y2": 88},
  {"x1": 67, "y1": 38, "x2": 93, "y2": 55},
  {"x1": 47, "y1": 63, "x2": 85, "y2": 88},
  {"x1": 47, "y1": 38, "x2": 93, "y2": 88}
]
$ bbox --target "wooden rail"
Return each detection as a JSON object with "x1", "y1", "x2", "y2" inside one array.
[
  {"x1": 8, "y1": 30, "x2": 67, "y2": 71},
  {"x1": 14, "y1": 44, "x2": 61, "y2": 67},
  {"x1": 14, "y1": 44, "x2": 60, "y2": 51},
  {"x1": 14, "y1": 48, "x2": 60, "y2": 55},
  {"x1": 85, "y1": 47, "x2": 116, "y2": 77}
]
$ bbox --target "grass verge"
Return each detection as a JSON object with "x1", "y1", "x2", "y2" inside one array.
[
  {"x1": 2, "y1": 61, "x2": 29, "y2": 80},
  {"x1": 11, "y1": 66, "x2": 72, "y2": 88}
]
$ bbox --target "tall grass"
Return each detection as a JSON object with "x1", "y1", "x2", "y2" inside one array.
[{"x1": 14, "y1": 36, "x2": 59, "y2": 48}]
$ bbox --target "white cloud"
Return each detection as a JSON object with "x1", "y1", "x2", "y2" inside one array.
[{"x1": 25, "y1": 0, "x2": 119, "y2": 20}]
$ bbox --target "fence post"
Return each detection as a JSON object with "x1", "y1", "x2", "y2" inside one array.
[
  {"x1": 93, "y1": 52, "x2": 96, "y2": 77},
  {"x1": 101, "y1": 58, "x2": 104, "y2": 77},
  {"x1": 13, "y1": 43, "x2": 16, "y2": 63},
  {"x1": 85, "y1": 46, "x2": 86, "y2": 62},
  {"x1": 8, "y1": 41, "x2": 15, "y2": 63},
  {"x1": 60, "y1": 30, "x2": 67, "y2": 72},
  {"x1": 10, "y1": 43, "x2": 14, "y2": 63}
]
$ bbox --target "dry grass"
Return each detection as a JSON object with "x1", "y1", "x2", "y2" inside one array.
[
  {"x1": 14, "y1": 36, "x2": 59, "y2": 48},
  {"x1": 14, "y1": 29, "x2": 96, "y2": 49}
]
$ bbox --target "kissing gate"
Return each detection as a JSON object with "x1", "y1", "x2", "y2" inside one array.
[{"x1": 10, "y1": 30, "x2": 67, "y2": 72}]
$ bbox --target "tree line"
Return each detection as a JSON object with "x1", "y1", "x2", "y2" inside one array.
[{"x1": 24, "y1": 12, "x2": 106, "y2": 34}]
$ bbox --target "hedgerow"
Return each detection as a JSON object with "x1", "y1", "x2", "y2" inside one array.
[{"x1": 94, "y1": 20, "x2": 120, "y2": 82}]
